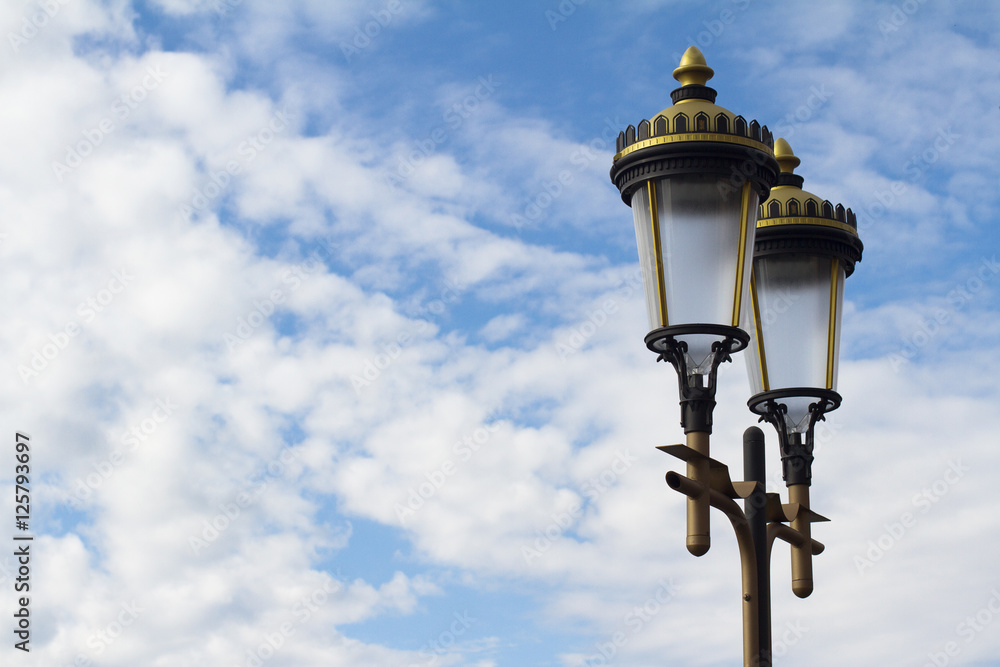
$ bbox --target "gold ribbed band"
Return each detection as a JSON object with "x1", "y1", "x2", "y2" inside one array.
[{"x1": 614, "y1": 132, "x2": 773, "y2": 163}]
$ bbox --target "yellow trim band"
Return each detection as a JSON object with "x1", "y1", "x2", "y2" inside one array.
[
  {"x1": 732, "y1": 182, "x2": 751, "y2": 327},
  {"x1": 648, "y1": 181, "x2": 668, "y2": 327},
  {"x1": 750, "y1": 273, "x2": 769, "y2": 392},
  {"x1": 613, "y1": 132, "x2": 773, "y2": 163},
  {"x1": 826, "y1": 258, "x2": 839, "y2": 389},
  {"x1": 757, "y1": 216, "x2": 859, "y2": 237}
]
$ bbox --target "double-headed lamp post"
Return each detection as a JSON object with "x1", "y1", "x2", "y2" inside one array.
[{"x1": 609, "y1": 47, "x2": 863, "y2": 666}]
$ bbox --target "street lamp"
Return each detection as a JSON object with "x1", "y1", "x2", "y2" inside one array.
[
  {"x1": 609, "y1": 47, "x2": 862, "y2": 666},
  {"x1": 609, "y1": 45, "x2": 779, "y2": 559},
  {"x1": 745, "y1": 137, "x2": 863, "y2": 598}
]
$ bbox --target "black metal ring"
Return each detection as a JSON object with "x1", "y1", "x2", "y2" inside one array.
[
  {"x1": 747, "y1": 388, "x2": 842, "y2": 416},
  {"x1": 644, "y1": 324, "x2": 750, "y2": 355}
]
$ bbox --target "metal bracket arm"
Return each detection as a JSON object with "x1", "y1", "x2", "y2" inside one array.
[
  {"x1": 665, "y1": 471, "x2": 760, "y2": 666},
  {"x1": 767, "y1": 523, "x2": 825, "y2": 555},
  {"x1": 657, "y1": 444, "x2": 758, "y2": 500}
]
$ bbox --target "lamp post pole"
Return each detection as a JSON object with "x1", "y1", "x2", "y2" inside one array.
[
  {"x1": 744, "y1": 427, "x2": 770, "y2": 664},
  {"x1": 609, "y1": 47, "x2": 861, "y2": 666}
]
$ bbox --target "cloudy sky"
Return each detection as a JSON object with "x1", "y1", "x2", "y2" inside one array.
[{"x1": 1, "y1": 0, "x2": 999, "y2": 665}]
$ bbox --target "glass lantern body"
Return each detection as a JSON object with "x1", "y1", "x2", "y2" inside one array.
[
  {"x1": 631, "y1": 175, "x2": 759, "y2": 373},
  {"x1": 745, "y1": 252, "x2": 845, "y2": 431}
]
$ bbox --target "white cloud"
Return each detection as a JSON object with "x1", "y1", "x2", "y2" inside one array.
[{"x1": 1, "y1": 1, "x2": 999, "y2": 665}]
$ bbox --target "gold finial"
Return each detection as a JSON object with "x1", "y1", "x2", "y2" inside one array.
[
  {"x1": 672, "y1": 46, "x2": 715, "y2": 87},
  {"x1": 774, "y1": 138, "x2": 801, "y2": 174}
]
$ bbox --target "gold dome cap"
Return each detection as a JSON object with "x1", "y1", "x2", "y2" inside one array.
[
  {"x1": 757, "y1": 139, "x2": 858, "y2": 237},
  {"x1": 755, "y1": 139, "x2": 863, "y2": 275},
  {"x1": 613, "y1": 47, "x2": 775, "y2": 166}
]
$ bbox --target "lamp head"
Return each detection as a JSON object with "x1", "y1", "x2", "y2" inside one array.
[
  {"x1": 746, "y1": 139, "x2": 863, "y2": 479},
  {"x1": 609, "y1": 48, "x2": 779, "y2": 432}
]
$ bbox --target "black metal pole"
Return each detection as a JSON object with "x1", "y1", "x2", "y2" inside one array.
[{"x1": 744, "y1": 426, "x2": 770, "y2": 667}]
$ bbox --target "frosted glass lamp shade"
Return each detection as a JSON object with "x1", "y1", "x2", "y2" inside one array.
[
  {"x1": 631, "y1": 176, "x2": 759, "y2": 372},
  {"x1": 745, "y1": 138, "x2": 863, "y2": 434},
  {"x1": 746, "y1": 253, "x2": 845, "y2": 431}
]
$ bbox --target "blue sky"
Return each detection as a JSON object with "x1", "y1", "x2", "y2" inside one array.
[{"x1": 1, "y1": 1, "x2": 999, "y2": 665}]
